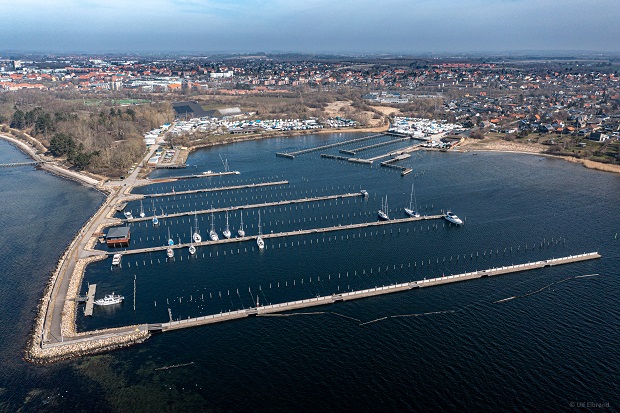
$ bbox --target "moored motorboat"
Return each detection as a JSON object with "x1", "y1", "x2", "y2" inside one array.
[
  {"x1": 94, "y1": 293, "x2": 124, "y2": 306},
  {"x1": 112, "y1": 254, "x2": 122, "y2": 266},
  {"x1": 444, "y1": 211, "x2": 464, "y2": 225}
]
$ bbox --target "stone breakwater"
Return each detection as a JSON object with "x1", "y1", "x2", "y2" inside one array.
[
  {"x1": 25, "y1": 182, "x2": 152, "y2": 363},
  {"x1": 63, "y1": 255, "x2": 107, "y2": 336},
  {"x1": 26, "y1": 329, "x2": 149, "y2": 364}
]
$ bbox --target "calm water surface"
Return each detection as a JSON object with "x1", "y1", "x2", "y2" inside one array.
[{"x1": 0, "y1": 135, "x2": 618, "y2": 412}]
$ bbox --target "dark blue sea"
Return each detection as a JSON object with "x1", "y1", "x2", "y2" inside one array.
[{"x1": 0, "y1": 134, "x2": 618, "y2": 412}]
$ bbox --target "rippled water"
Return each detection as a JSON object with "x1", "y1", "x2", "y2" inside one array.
[{"x1": 0, "y1": 135, "x2": 618, "y2": 412}]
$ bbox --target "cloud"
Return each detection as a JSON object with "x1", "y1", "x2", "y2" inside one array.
[{"x1": 0, "y1": 0, "x2": 618, "y2": 53}]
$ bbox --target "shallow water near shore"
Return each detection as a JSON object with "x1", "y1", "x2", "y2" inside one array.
[{"x1": 1, "y1": 134, "x2": 619, "y2": 412}]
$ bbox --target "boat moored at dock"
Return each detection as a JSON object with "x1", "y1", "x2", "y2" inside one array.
[
  {"x1": 94, "y1": 293, "x2": 124, "y2": 306},
  {"x1": 444, "y1": 211, "x2": 463, "y2": 225}
]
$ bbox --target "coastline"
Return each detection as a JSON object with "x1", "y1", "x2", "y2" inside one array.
[{"x1": 456, "y1": 138, "x2": 620, "y2": 175}]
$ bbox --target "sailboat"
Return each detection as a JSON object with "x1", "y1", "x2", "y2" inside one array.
[
  {"x1": 378, "y1": 195, "x2": 389, "y2": 221},
  {"x1": 167, "y1": 227, "x2": 174, "y2": 246},
  {"x1": 223, "y1": 211, "x2": 231, "y2": 239},
  {"x1": 209, "y1": 210, "x2": 219, "y2": 241},
  {"x1": 152, "y1": 200, "x2": 159, "y2": 226},
  {"x1": 237, "y1": 210, "x2": 245, "y2": 237},
  {"x1": 256, "y1": 210, "x2": 265, "y2": 250},
  {"x1": 139, "y1": 200, "x2": 145, "y2": 218},
  {"x1": 188, "y1": 226, "x2": 196, "y2": 255},
  {"x1": 404, "y1": 182, "x2": 420, "y2": 218},
  {"x1": 192, "y1": 211, "x2": 202, "y2": 243}
]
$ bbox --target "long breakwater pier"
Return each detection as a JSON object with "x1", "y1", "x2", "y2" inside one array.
[
  {"x1": 114, "y1": 213, "x2": 445, "y2": 256},
  {"x1": 124, "y1": 191, "x2": 365, "y2": 223},
  {"x1": 276, "y1": 133, "x2": 386, "y2": 158},
  {"x1": 154, "y1": 252, "x2": 600, "y2": 332}
]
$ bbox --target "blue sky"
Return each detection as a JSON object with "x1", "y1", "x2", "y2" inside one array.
[{"x1": 2, "y1": 0, "x2": 619, "y2": 53}]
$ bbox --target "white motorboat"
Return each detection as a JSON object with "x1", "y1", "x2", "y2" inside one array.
[
  {"x1": 378, "y1": 195, "x2": 389, "y2": 221},
  {"x1": 166, "y1": 247, "x2": 174, "y2": 258},
  {"x1": 192, "y1": 211, "x2": 202, "y2": 243},
  {"x1": 361, "y1": 189, "x2": 368, "y2": 197},
  {"x1": 237, "y1": 210, "x2": 246, "y2": 237},
  {"x1": 223, "y1": 210, "x2": 231, "y2": 239},
  {"x1": 139, "y1": 200, "x2": 145, "y2": 218},
  {"x1": 209, "y1": 210, "x2": 219, "y2": 241},
  {"x1": 257, "y1": 210, "x2": 265, "y2": 250},
  {"x1": 404, "y1": 183, "x2": 420, "y2": 218},
  {"x1": 94, "y1": 293, "x2": 124, "y2": 306},
  {"x1": 124, "y1": 211, "x2": 133, "y2": 219},
  {"x1": 111, "y1": 254, "x2": 122, "y2": 266},
  {"x1": 444, "y1": 211, "x2": 464, "y2": 225}
]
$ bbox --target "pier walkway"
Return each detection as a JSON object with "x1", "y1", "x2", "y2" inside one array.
[
  {"x1": 145, "y1": 180, "x2": 289, "y2": 199},
  {"x1": 84, "y1": 284, "x2": 97, "y2": 316},
  {"x1": 112, "y1": 213, "x2": 444, "y2": 256},
  {"x1": 276, "y1": 133, "x2": 386, "y2": 158},
  {"x1": 0, "y1": 160, "x2": 46, "y2": 168},
  {"x1": 124, "y1": 191, "x2": 363, "y2": 223},
  {"x1": 340, "y1": 136, "x2": 412, "y2": 155},
  {"x1": 156, "y1": 252, "x2": 600, "y2": 331}
]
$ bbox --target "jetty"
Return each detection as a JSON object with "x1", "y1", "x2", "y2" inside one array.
[
  {"x1": 276, "y1": 133, "x2": 385, "y2": 158},
  {"x1": 339, "y1": 136, "x2": 412, "y2": 155},
  {"x1": 145, "y1": 180, "x2": 289, "y2": 198},
  {"x1": 124, "y1": 191, "x2": 365, "y2": 223},
  {"x1": 113, "y1": 213, "x2": 445, "y2": 255},
  {"x1": 152, "y1": 252, "x2": 601, "y2": 332},
  {"x1": 0, "y1": 160, "x2": 46, "y2": 168},
  {"x1": 84, "y1": 284, "x2": 97, "y2": 316}
]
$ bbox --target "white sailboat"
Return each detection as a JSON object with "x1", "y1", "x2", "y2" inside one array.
[
  {"x1": 404, "y1": 183, "x2": 420, "y2": 218},
  {"x1": 139, "y1": 200, "x2": 145, "y2": 218},
  {"x1": 209, "y1": 210, "x2": 219, "y2": 241},
  {"x1": 192, "y1": 211, "x2": 202, "y2": 243},
  {"x1": 152, "y1": 200, "x2": 159, "y2": 226},
  {"x1": 256, "y1": 210, "x2": 265, "y2": 250},
  {"x1": 378, "y1": 195, "x2": 389, "y2": 221},
  {"x1": 237, "y1": 210, "x2": 245, "y2": 237},
  {"x1": 188, "y1": 226, "x2": 196, "y2": 255},
  {"x1": 223, "y1": 210, "x2": 231, "y2": 239},
  {"x1": 167, "y1": 227, "x2": 174, "y2": 246}
]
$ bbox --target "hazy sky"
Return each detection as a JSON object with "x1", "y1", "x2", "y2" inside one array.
[{"x1": 2, "y1": 0, "x2": 619, "y2": 54}]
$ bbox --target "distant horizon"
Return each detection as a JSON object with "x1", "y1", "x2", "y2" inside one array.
[
  {"x1": 3, "y1": 0, "x2": 619, "y2": 56},
  {"x1": 2, "y1": 49, "x2": 620, "y2": 60}
]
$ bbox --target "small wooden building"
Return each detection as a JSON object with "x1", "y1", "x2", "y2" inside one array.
[{"x1": 106, "y1": 227, "x2": 131, "y2": 247}]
